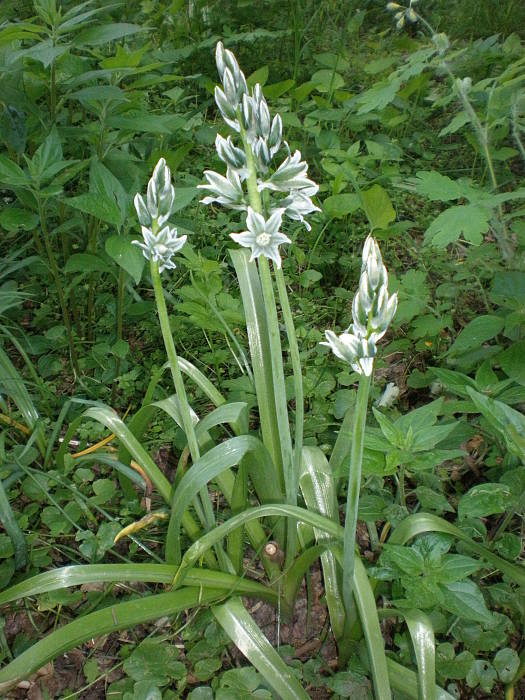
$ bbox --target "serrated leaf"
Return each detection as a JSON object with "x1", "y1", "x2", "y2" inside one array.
[
  {"x1": 441, "y1": 580, "x2": 492, "y2": 623},
  {"x1": 410, "y1": 171, "x2": 465, "y2": 202},
  {"x1": 424, "y1": 205, "x2": 490, "y2": 247}
]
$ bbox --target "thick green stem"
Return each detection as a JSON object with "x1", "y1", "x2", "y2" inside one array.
[
  {"x1": 258, "y1": 258, "x2": 296, "y2": 566},
  {"x1": 37, "y1": 199, "x2": 79, "y2": 375},
  {"x1": 240, "y1": 125, "x2": 296, "y2": 564},
  {"x1": 150, "y1": 260, "x2": 221, "y2": 562},
  {"x1": 342, "y1": 371, "x2": 371, "y2": 617},
  {"x1": 275, "y1": 268, "x2": 304, "y2": 510}
]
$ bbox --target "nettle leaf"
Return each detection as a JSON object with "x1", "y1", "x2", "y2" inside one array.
[
  {"x1": 424, "y1": 205, "x2": 490, "y2": 247},
  {"x1": 458, "y1": 483, "x2": 511, "y2": 519},
  {"x1": 379, "y1": 544, "x2": 425, "y2": 576},
  {"x1": 0, "y1": 155, "x2": 29, "y2": 187},
  {"x1": 409, "y1": 171, "x2": 466, "y2": 201},
  {"x1": 448, "y1": 315, "x2": 504, "y2": 356},
  {"x1": 435, "y1": 555, "x2": 481, "y2": 583},
  {"x1": 441, "y1": 580, "x2": 492, "y2": 624},
  {"x1": 360, "y1": 184, "x2": 395, "y2": 230},
  {"x1": 105, "y1": 235, "x2": 145, "y2": 285}
]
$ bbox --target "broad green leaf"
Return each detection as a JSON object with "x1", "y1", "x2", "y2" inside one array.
[
  {"x1": 73, "y1": 22, "x2": 145, "y2": 46},
  {"x1": 448, "y1": 315, "x2": 504, "y2": 356},
  {"x1": 357, "y1": 79, "x2": 401, "y2": 114},
  {"x1": 247, "y1": 65, "x2": 269, "y2": 88},
  {"x1": 311, "y1": 69, "x2": 345, "y2": 93},
  {"x1": 466, "y1": 387, "x2": 525, "y2": 458},
  {"x1": 493, "y1": 648, "x2": 520, "y2": 683},
  {"x1": 440, "y1": 580, "x2": 492, "y2": 624},
  {"x1": 323, "y1": 193, "x2": 360, "y2": 219},
  {"x1": 64, "y1": 193, "x2": 121, "y2": 226},
  {"x1": 361, "y1": 185, "x2": 396, "y2": 230},
  {"x1": 389, "y1": 513, "x2": 525, "y2": 587},
  {"x1": 458, "y1": 483, "x2": 510, "y2": 519},
  {"x1": 0, "y1": 207, "x2": 39, "y2": 231},
  {"x1": 64, "y1": 253, "x2": 111, "y2": 275},
  {"x1": 106, "y1": 113, "x2": 185, "y2": 134},
  {"x1": 0, "y1": 155, "x2": 29, "y2": 187},
  {"x1": 498, "y1": 341, "x2": 525, "y2": 385},
  {"x1": 105, "y1": 235, "x2": 145, "y2": 285},
  {"x1": 171, "y1": 186, "x2": 198, "y2": 213},
  {"x1": 424, "y1": 205, "x2": 490, "y2": 247},
  {"x1": 213, "y1": 598, "x2": 310, "y2": 700},
  {"x1": 439, "y1": 111, "x2": 471, "y2": 137}
]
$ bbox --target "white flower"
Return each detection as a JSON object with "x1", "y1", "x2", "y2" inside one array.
[
  {"x1": 258, "y1": 150, "x2": 317, "y2": 193},
  {"x1": 278, "y1": 186, "x2": 321, "y2": 231},
  {"x1": 134, "y1": 158, "x2": 175, "y2": 228},
  {"x1": 133, "y1": 224, "x2": 187, "y2": 273},
  {"x1": 230, "y1": 207, "x2": 290, "y2": 268},
  {"x1": 321, "y1": 330, "x2": 376, "y2": 376},
  {"x1": 198, "y1": 167, "x2": 246, "y2": 210}
]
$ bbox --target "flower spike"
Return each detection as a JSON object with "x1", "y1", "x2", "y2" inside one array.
[
  {"x1": 133, "y1": 158, "x2": 187, "y2": 273},
  {"x1": 322, "y1": 236, "x2": 397, "y2": 375}
]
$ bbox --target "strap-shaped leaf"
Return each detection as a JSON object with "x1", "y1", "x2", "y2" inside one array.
[
  {"x1": 166, "y1": 436, "x2": 283, "y2": 563},
  {"x1": 380, "y1": 608, "x2": 435, "y2": 700},
  {"x1": 386, "y1": 658, "x2": 455, "y2": 700},
  {"x1": 300, "y1": 446, "x2": 345, "y2": 641},
  {"x1": 213, "y1": 597, "x2": 310, "y2": 700},
  {"x1": 0, "y1": 564, "x2": 277, "y2": 607},
  {"x1": 0, "y1": 587, "x2": 225, "y2": 694}
]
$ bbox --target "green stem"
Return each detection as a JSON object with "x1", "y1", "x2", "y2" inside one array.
[
  {"x1": 275, "y1": 267, "x2": 304, "y2": 514},
  {"x1": 342, "y1": 371, "x2": 371, "y2": 617},
  {"x1": 258, "y1": 258, "x2": 295, "y2": 565},
  {"x1": 111, "y1": 268, "x2": 126, "y2": 406},
  {"x1": 150, "y1": 260, "x2": 221, "y2": 562},
  {"x1": 37, "y1": 198, "x2": 79, "y2": 375},
  {"x1": 240, "y1": 125, "x2": 296, "y2": 564}
]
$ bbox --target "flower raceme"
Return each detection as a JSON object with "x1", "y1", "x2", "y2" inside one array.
[
  {"x1": 199, "y1": 41, "x2": 321, "y2": 266},
  {"x1": 133, "y1": 158, "x2": 187, "y2": 273},
  {"x1": 323, "y1": 236, "x2": 397, "y2": 376}
]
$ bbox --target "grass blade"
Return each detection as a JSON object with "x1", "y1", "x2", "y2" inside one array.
[
  {"x1": 213, "y1": 597, "x2": 310, "y2": 700},
  {"x1": 385, "y1": 659, "x2": 455, "y2": 700}
]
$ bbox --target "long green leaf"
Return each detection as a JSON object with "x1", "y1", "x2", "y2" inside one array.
[
  {"x1": 0, "y1": 479, "x2": 26, "y2": 569},
  {"x1": 0, "y1": 564, "x2": 277, "y2": 607},
  {"x1": 166, "y1": 435, "x2": 283, "y2": 564},
  {"x1": 300, "y1": 446, "x2": 345, "y2": 641},
  {"x1": 380, "y1": 608, "x2": 436, "y2": 700},
  {"x1": 82, "y1": 405, "x2": 171, "y2": 502},
  {"x1": 386, "y1": 659, "x2": 455, "y2": 700},
  {"x1": 389, "y1": 513, "x2": 525, "y2": 586},
  {"x1": 174, "y1": 504, "x2": 343, "y2": 587},
  {"x1": 0, "y1": 587, "x2": 225, "y2": 693},
  {"x1": 0, "y1": 346, "x2": 46, "y2": 455},
  {"x1": 213, "y1": 597, "x2": 310, "y2": 700},
  {"x1": 353, "y1": 555, "x2": 392, "y2": 700}
]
